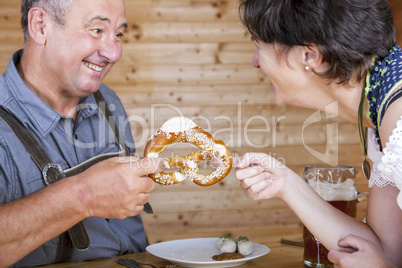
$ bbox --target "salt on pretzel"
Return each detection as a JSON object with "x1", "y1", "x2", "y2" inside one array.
[{"x1": 144, "y1": 117, "x2": 233, "y2": 186}]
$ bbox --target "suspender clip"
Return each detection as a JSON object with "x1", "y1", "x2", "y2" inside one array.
[{"x1": 42, "y1": 163, "x2": 64, "y2": 186}]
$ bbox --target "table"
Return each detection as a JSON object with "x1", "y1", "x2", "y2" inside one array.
[{"x1": 42, "y1": 234, "x2": 305, "y2": 268}]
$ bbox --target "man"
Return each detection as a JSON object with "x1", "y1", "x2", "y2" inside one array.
[{"x1": 0, "y1": 0, "x2": 164, "y2": 266}]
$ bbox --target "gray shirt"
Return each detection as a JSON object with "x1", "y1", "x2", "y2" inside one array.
[{"x1": 0, "y1": 50, "x2": 147, "y2": 267}]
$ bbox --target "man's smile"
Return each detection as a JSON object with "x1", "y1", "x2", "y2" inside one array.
[{"x1": 83, "y1": 60, "x2": 103, "y2": 72}]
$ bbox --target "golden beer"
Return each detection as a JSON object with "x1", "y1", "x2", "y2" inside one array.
[{"x1": 303, "y1": 165, "x2": 357, "y2": 268}]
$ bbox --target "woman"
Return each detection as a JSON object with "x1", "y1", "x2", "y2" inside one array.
[{"x1": 234, "y1": 0, "x2": 402, "y2": 267}]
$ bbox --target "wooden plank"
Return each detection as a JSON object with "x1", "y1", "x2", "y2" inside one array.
[
  {"x1": 0, "y1": 30, "x2": 23, "y2": 47},
  {"x1": 123, "y1": 102, "x2": 350, "y2": 123},
  {"x1": 114, "y1": 83, "x2": 273, "y2": 106},
  {"x1": 125, "y1": 0, "x2": 239, "y2": 21},
  {"x1": 147, "y1": 190, "x2": 287, "y2": 212},
  {"x1": 127, "y1": 121, "x2": 358, "y2": 149},
  {"x1": 103, "y1": 63, "x2": 265, "y2": 84},
  {"x1": 0, "y1": 24, "x2": 21, "y2": 31},
  {"x1": 142, "y1": 206, "x2": 366, "y2": 240},
  {"x1": 143, "y1": 206, "x2": 299, "y2": 228},
  {"x1": 118, "y1": 42, "x2": 255, "y2": 64},
  {"x1": 390, "y1": 0, "x2": 402, "y2": 44},
  {"x1": 0, "y1": 0, "x2": 20, "y2": 6},
  {"x1": 123, "y1": 21, "x2": 248, "y2": 43},
  {"x1": 125, "y1": 112, "x2": 359, "y2": 153},
  {"x1": 0, "y1": 0, "x2": 241, "y2": 22},
  {"x1": 143, "y1": 226, "x2": 304, "y2": 244}
]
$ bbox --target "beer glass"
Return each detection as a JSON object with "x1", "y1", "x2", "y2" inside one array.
[{"x1": 303, "y1": 165, "x2": 357, "y2": 268}]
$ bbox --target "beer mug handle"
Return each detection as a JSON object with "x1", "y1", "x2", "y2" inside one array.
[{"x1": 357, "y1": 192, "x2": 369, "y2": 203}]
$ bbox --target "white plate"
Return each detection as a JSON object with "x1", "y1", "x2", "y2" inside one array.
[{"x1": 146, "y1": 237, "x2": 271, "y2": 268}]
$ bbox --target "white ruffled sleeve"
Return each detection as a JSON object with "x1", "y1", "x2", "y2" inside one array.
[
  {"x1": 367, "y1": 129, "x2": 395, "y2": 188},
  {"x1": 378, "y1": 116, "x2": 402, "y2": 190},
  {"x1": 377, "y1": 116, "x2": 402, "y2": 208}
]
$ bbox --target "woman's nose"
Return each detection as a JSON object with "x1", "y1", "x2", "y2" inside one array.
[{"x1": 252, "y1": 49, "x2": 260, "y2": 68}]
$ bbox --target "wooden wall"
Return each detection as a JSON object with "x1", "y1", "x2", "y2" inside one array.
[{"x1": 1, "y1": 0, "x2": 401, "y2": 244}]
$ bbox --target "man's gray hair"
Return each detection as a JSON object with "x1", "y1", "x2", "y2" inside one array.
[{"x1": 20, "y1": 0, "x2": 74, "y2": 42}]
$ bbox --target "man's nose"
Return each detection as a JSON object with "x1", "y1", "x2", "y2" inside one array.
[{"x1": 99, "y1": 38, "x2": 122, "y2": 63}]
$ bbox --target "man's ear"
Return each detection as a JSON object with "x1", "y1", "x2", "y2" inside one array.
[
  {"x1": 27, "y1": 7, "x2": 48, "y2": 45},
  {"x1": 302, "y1": 44, "x2": 324, "y2": 71}
]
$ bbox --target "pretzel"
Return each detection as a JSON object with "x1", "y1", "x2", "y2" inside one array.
[{"x1": 144, "y1": 117, "x2": 233, "y2": 186}]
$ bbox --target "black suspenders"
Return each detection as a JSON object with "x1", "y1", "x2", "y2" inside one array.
[
  {"x1": 0, "y1": 105, "x2": 89, "y2": 262},
  {"x1": 0, "y1": 90, "x2": 150, "y2": 263}
]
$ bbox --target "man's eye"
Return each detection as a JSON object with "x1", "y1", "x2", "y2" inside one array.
[
  {"x1": 116, "y1": 32, "x2": 124, "y2": 38},
  {"x1": 92, "y1": 29, "x2": 102, "y2": 35}
]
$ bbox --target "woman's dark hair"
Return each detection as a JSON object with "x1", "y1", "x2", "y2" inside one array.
[{"x1": 239, "y1": 0, "x2": 397, "y2": 84}]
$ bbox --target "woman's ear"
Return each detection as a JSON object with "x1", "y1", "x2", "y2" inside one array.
[
  {"x1": 27, "y1": 7, "x2": 48, "y2": 45},
  {"x1": 302, "y1": 44, "x2": 324, "y2": 72}
]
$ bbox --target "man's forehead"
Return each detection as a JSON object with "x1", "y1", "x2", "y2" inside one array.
[
  {"x1": 70, "y1": 0, "x2": 126, "y2": 17},
  {"x1": 69, "y1": 0, "x2": 127, "y2": 27}
]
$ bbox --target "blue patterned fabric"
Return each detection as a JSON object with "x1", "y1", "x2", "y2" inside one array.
[{"x1": 365, "y1": 45, "x2": 402, "y2": 150}]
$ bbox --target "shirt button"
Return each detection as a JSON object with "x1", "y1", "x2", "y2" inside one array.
[{"x1": 74, "y1": 134, "x2": 78, "y2": 140}]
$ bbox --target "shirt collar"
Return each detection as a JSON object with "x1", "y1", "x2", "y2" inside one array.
[{"x1": 3, "y1": 50, "x2": 98, "y2": 137}]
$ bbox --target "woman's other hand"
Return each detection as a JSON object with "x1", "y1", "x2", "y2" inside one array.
[{"x1": 328, "y1": 235, "x2": 396, "y2": 268}]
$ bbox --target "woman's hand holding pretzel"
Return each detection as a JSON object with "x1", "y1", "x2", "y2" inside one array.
[{"x1": 233, "y1": 152, "x2": 300, "y2": 201}]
